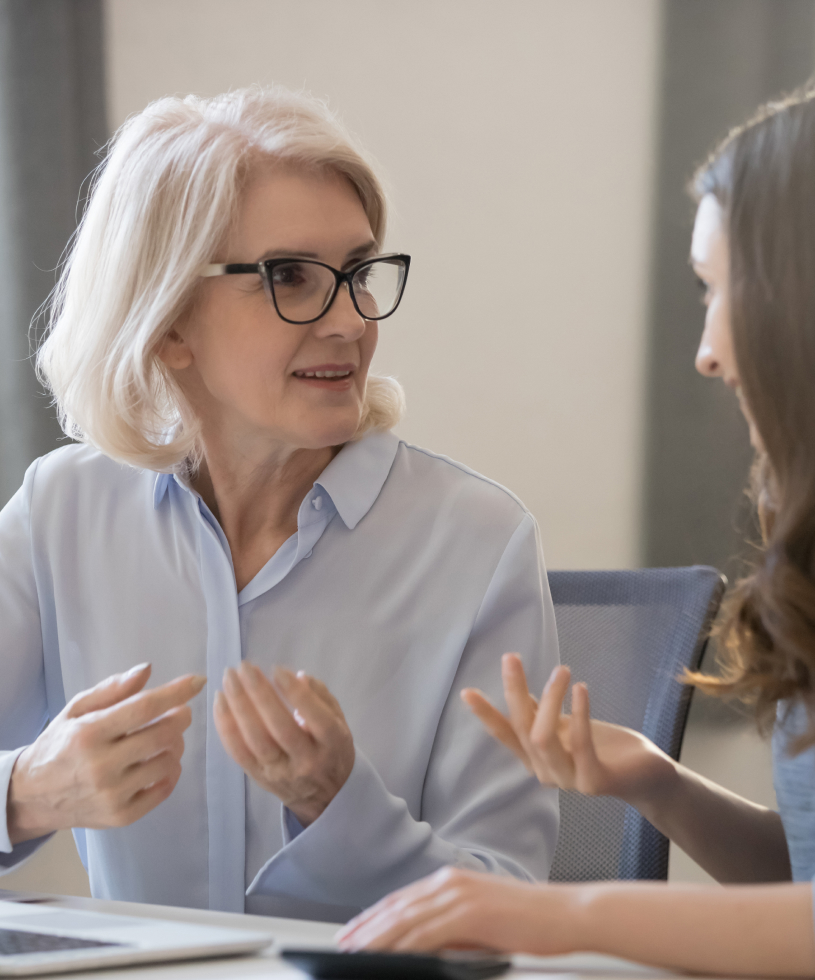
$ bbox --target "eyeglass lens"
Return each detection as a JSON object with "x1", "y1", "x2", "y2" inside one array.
[{"x1": 266, "y1": 258, "x2": 406, "y2": 323}]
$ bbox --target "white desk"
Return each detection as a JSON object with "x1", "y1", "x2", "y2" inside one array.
[{"x1": 0, "y1": 891, "x2": 678, "y2": 980}]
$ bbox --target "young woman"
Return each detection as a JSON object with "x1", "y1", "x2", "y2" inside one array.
[
  {"x1": 338, "y1": 88, "x2": 815, "y2": 975},
  {"x1": 0, "y1": 86, "x2": 559, "y2": 922}
]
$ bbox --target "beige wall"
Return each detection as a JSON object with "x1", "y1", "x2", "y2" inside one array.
[{"x1": 105, "y1": 0, "x2": 661, "y2": 570}]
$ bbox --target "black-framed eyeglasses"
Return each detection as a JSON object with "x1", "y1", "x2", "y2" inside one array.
[{"x1": 200, "y1": 252, "x2": 411, "y2": 325}]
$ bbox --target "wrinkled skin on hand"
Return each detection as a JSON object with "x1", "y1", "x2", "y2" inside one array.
[
  {"x1": 214, "y1": 662, "x2": 355, "y2": 827},
  {"x1": 8, "y1": 664, "x2": 205, "y2": 844}
]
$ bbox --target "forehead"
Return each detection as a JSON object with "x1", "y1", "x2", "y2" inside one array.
[
  {"x1": 691, "y1": 193, "x2": 727, "y2": 265},
  {"x1": 232, "y1": 165, "x2": 373, "y2": 256}
]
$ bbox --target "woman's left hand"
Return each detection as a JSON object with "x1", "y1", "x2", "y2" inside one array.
[
  {"x1": 214, "y1": 663, "x2": 355, "y2": 826},
  {"x1": 336, "y1": 867, "x2": 568, "y2": 954}
]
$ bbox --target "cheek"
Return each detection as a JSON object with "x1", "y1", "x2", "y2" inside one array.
[
  {"x1": 213, "y1": 339, "x2": 283, "y2": 387},
  {"x1": 358, "y1": 323, "x2": 379, "y2": 376},
  {"x1": 192, "y1": 316, "x2": 300, "y2": 401}
]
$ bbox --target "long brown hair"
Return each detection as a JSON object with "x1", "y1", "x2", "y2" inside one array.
[{"x1": 688, "y1": 87, "x2": 815, "y2": 751}]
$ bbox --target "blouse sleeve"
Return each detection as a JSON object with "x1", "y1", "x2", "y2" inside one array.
[
  {"x1": 0, "y1": 461, "x2": 52, "y2": 866},
  {"x1": 246, "y1": 512, "x2": 559, "y2": 910}
]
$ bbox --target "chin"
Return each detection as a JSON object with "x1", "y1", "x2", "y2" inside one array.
[{"x1": 299, "y1": 419, "x2": 362, "y2": 450}]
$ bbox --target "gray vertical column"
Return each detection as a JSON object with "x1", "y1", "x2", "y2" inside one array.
[
  {"x1": 0, "y1": 0, "x2": 107, "y2": 507},
  {"x1": 644, "y1": 0, "x2": 815, "y2": 580}
]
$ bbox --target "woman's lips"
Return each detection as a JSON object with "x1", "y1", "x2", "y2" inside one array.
[{"x1": 292, "y1": 365, "x2": 356, "y2": 391}]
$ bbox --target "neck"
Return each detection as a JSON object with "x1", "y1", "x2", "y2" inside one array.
[{"x1": 192, "y1": 431, "x2": 339, "y2": 591}]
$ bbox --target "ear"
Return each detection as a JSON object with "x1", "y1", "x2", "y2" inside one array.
[{"x1": 156, "y1": 327, "x2": 194, "y2": 370}]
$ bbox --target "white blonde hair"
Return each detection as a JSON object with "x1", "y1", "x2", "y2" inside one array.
[{"x1": 37, "y1": 85, "x2": 406, "y2": 472}]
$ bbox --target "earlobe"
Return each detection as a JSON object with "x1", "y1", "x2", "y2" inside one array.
[{"x1": 156, "y1": 328, "x2": 194, "y2": 370}]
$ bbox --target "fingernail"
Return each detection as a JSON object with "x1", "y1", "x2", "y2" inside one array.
[
  {"x1": 238, "y1": 661, "x2": 257, "y2": 687},
  {"x1": 213, "y1": 690, "x2": 225, "y2": 713},
  {"x1": 123, "y1": 663, "x2": 150, "y2": 679},
  {"x1": 223, "y1": 668, "x2": 238, "y2": 695},
  {"x1": 274, "y1": 667, "x2": 294, "y2": 691},
  {"x1": 190, "y1": 674, "x2": 207, "y2": 693}
]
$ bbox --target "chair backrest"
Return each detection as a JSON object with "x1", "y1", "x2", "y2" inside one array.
[{"x1": 546, "y1": 566, "x2": 725, "y2": 882}]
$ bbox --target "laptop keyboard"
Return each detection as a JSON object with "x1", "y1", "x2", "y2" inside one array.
[{"x1": 0, "y1": 928, "x2": 121, "y2": 956}]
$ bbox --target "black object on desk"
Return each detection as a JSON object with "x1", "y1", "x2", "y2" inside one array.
[{"x1": 280, "y1": 948, "x2": 512, "y2": 980}]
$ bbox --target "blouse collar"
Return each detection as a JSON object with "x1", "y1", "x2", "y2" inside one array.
[{"x1": 152, "y1": 429, "x2": 400, "y2": 530}]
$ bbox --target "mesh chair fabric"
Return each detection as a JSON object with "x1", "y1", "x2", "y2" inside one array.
[{"x1": 546, "y1": 566, "x2": 725, "y2": 882}]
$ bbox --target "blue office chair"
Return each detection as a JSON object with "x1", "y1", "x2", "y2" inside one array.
[{"x1": 546, "y1": 566, "x2": 726, "y2": 882}]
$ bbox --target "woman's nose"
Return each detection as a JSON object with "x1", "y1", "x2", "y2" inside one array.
[
  {"x1": 695, "y1": 334, "x2": 721, "y2": 377},
  {"x1": 316, "y1": 283, "x2": 366, "y2": 339}
]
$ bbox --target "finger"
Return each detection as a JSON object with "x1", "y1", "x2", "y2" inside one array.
[
  {"x1": 390, "y1": 908, "x2": 483, "y2": 953},
  {"x1": 338, "y1": 893, "x2": 404, "y2": 945},
  {"x1": 273, "y1": 669, "x2": 345, "y2": 743},
  {"x1": 340, "y1": 895, "x2": 430, "y2": 951},
  {"x1": 221, "y1": 671, "x2": 285, "y2": 762},
  {"x1": 347, "y1": 889, "x2": 460, "y2": 953},
  {"x1": 350, "y1": 904, "x2": 436, "y2": 952},
  {"x1": 96, "y1": 674, "x2": 206, "y2": 739},
  {"x1": 294, "y1": 671, "x2": 343, "y2": 715},
  {"x1": 119, "y1": 745, "x2": 184, "y2": 801},
  {"x1": 338, "y1": 870, "x2": 455, "y2": 947},
  {"x1": 214, "y1": 674, "x2": 287, "y2": 777},
  {"x1": 244, "y1": 664, "x2": 315, "y2": 750},
  {"x1": 114, "y1": 705, "x2": 192, "y2": 767},
  {"x1": 214, "y1": 691, "x2": 267, "y2": 772},
  {"x1": 528, "y1": 665, "x2": 575, "y2": 783},
  {"x1": 229, "y1": 665, "x2": 311, "y2": 757},
  {"x1": 501, "y1": 654, "x2": 539, "y2": 738},
  {"x1": 460, "y1": 689, "x2": 530, "y2": 767},
  {"x1": 116, "y1": 765, "x2": 183, "y2": 826},
  {"x1": 83, "y1": 745, "x2": 184, "y2": 829},
  {"x1": 569, "y1": 682, "x2": 604, "y2": 788},
  {"x1": 123, "y1": 779, "x2": 177, "y2": 821},
  {"x1": 66, "y1": 664, "x2": 152, "y2": 719}
]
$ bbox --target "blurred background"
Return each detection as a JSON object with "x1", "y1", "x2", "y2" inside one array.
[{"x1": 1, "y1": 0, "x2": 813, "y2": 895}]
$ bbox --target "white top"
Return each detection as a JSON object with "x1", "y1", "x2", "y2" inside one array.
[{"x1": 0, "y1": 431, "x2": 559, "y2": 922}]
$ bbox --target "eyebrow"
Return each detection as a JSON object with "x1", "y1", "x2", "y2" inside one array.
[{"x1": 257, "y1": 240, "x2": 378, "y2": 264}]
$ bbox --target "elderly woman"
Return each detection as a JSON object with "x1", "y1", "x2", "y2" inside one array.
[{"x1": 0, "y1": 87, "x2": 558, "y2": 922}]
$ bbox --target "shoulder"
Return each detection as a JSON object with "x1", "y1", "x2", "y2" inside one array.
[
  {"x1": 24, "y1": 443, "x2": 156, "y2": 513},
  {"x1": 388, "y1": 439, "x2": 533, "y2": 532}
]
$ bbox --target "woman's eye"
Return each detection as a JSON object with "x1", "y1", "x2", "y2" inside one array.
[
  {"x1": 272, "y1": 264, "x2": 308, "y2": 287},
  {"x1": 695, "y1": 275, "x2": 712, "y2": 304}
]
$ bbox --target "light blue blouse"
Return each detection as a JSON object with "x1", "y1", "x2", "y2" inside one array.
[
  {"x1": 773, "y1": 701, "x2": 815, "y2": 882},
  {"x1": 0, "y1": 430, "x2": 559, "y2": 922}
]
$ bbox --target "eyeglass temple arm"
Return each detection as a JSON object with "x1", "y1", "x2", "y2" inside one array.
[{"x1": 200, "y1": 263, "x2": 261, "y2": 277}]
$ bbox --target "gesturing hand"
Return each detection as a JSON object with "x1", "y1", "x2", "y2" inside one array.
[
  {"x1": 461, "y1": 654, "x2": 675, "y2": 807},
  {"x1": 8, "y1": 664, "x2": 206, "y2": 844},
  {"x1": 213, "y1": 663, "x2": 355, "y2": 827}
]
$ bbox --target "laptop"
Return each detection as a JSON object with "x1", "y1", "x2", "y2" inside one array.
[{"x1": 0, "y1": 899, "x2": 273, "y2": 975}]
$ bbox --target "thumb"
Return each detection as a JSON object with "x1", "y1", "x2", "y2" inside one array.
[{"x1": 65, "y1": 663, "x2": 152, "y2": 718}]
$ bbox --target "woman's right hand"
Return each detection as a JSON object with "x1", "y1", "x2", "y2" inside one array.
[
  {"x1": 461, "y1": 655, "x2": 676, "y2": 808},
  {"x1": 7, "y1": 664, "x2": 206, "y2": 844}
]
